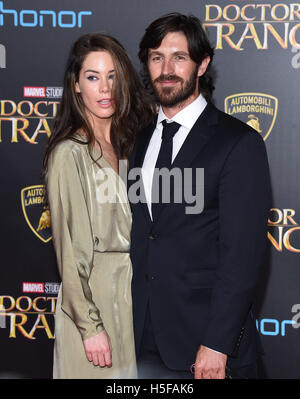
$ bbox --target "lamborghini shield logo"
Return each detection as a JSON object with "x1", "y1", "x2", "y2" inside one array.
[
  {"x1": 224, "y1": 93, "x2": 278, "y2": 140},
  {"x1": 21, "y1": 185, "x2": 52, "y2": 243}
]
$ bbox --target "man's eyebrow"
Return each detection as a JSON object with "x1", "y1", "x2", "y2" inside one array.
[
  {"x1": 148, "y1": 50, "x2": 190, "y2": 56},
  {"x1": 149, "y1": 50, "x2": 163, "y2": 56},
  {"x1": 171, "y1": 51, "x2": 190, "y2": 57}
]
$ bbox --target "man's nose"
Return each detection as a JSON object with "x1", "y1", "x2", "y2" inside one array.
[{"x1": 162, "y1": 58, "x2": 174, "y2": 76}]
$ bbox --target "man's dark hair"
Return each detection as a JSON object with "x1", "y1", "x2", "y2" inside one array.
[{"x1": 139, "y1": 13, "x2": 215, "y2": 101}]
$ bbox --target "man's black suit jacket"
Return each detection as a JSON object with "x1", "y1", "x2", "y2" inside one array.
[{"x1": 128, "y1": 102, "x2": 271, "y2": 371}]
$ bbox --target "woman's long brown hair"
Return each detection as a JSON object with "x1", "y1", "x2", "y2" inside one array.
[{"x1": 41, "y1": 33, "x2": 155, "y2": 179}]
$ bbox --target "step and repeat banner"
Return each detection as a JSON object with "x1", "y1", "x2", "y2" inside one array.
[{"x1": 0, "y1": 0, "x2": 299, "y2": 379}]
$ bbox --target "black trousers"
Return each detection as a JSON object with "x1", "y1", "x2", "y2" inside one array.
[
  {"x1": 137, "y1": 304, "x2": 193, "y2": 379},
  {"x1": 137, "y1": 304, "x2": 258, "y2": 379}
]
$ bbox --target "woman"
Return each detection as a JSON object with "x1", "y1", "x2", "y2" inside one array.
[{"x1": 42, "y1": 33, "x2": 155, "y2": 378}]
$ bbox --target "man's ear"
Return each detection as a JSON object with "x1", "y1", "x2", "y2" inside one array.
[{"x1": 197, "y1": 56, "x2": 211, "y2": 77}]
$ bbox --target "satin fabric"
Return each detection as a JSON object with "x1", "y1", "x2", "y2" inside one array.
[{"x1": 47, "y1": 134, "x2": 136, "y2": 379}]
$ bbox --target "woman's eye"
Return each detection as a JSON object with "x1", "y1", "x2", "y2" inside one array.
[
  {"x1": 108, "y1": 74, "x2": 114, "y2": 80},
  {"x1": 87, "y1": 75, "x2": 97, "y2": 81}
]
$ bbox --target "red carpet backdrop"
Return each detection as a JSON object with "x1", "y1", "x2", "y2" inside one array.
[{"x1": 0, "y1": 0, "x2": 299, "y2": 378}]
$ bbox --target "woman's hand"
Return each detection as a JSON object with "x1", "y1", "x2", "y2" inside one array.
[{"x1": 83, "y1": 330, "x2": 112, "y2": 367}]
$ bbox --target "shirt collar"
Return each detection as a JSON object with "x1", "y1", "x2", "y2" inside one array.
[{"x1": 156, "y1": 94, "x2": 207, "y2": 130}]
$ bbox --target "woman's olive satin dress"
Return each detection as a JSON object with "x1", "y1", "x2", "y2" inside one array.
[{"x1": 47, "y1": 135, "x2": 136, "y2": 379}]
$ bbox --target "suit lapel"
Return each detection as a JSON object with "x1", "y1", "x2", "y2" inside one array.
[
  {"x1": 131, "y1": 104, "x2": 219, "y2": 225},
  {"x1": 134, "y1": 120, "x2": 157, "y2": 169},
  {"x1": 132, "y1": 120, "x2": 157, "y2": 225},
  {"x1": 153, "y1": 103, "x2": 219, "y2": 222},
  {"x1": 172, "y1": 102, "x2": 219, "y2": 169}
]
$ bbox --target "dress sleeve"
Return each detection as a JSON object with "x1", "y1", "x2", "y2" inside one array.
[{"x1": 46, "y1": 144, "x2": 105, "y2": 341}]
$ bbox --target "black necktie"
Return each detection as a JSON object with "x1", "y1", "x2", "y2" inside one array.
[{"x1": 151, "y1": 120, "x2": 181, "y2": 220}]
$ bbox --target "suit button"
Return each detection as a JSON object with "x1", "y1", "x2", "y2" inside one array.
[
  {"x1": 149, "y1": 233, "x2": 158, "y2": 240},
  {"x1": 145, "y1": 274, "x2": 155, "y2": 281}
]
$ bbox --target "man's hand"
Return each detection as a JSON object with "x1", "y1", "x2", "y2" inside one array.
[
  {"x1": 194, "y1": 345, "x2": 227, "y2": 379},
  {"x1": 83, "y1": 330, "x2": 112, "y2": 367}
]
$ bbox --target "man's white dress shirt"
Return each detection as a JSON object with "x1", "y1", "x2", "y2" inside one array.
[{"x1": 141, "y1": 94, "x2": 207, "y2": 220}]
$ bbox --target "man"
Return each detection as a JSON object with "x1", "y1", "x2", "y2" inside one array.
[{"x1": 128, "y1": 13, "x2": 271, "y2": 379}]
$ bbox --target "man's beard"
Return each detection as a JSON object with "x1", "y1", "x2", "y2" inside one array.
[{"x1": 151, "y1": 66, "x2": 199, "y2": 107}]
